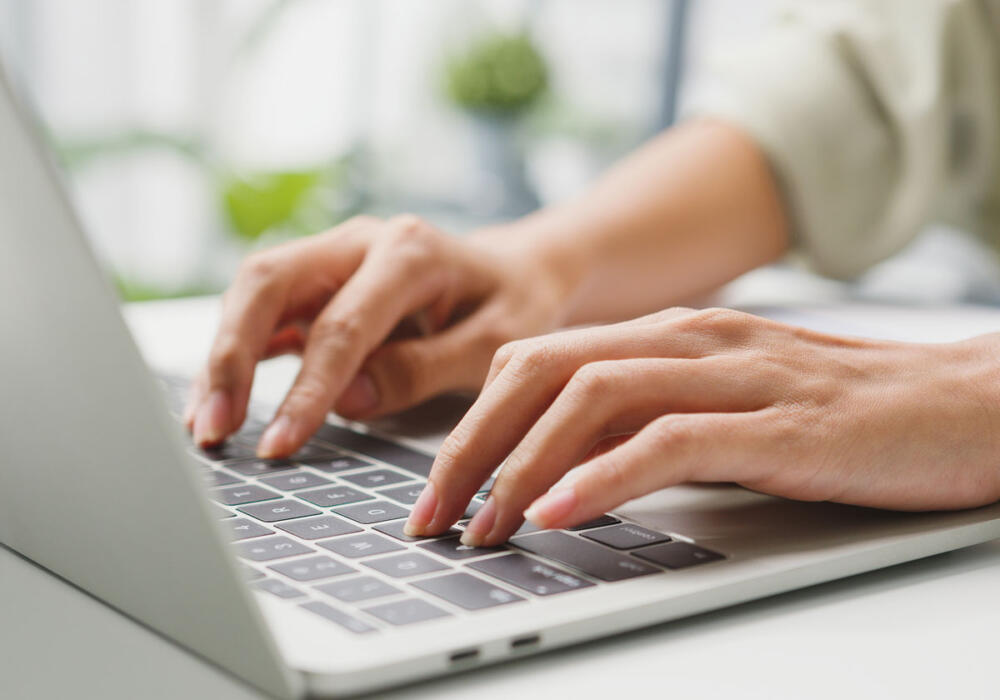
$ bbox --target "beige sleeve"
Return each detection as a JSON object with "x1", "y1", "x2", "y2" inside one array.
[{"x1": 685, "y1": 0, "x2": 1000, "y2": 279}]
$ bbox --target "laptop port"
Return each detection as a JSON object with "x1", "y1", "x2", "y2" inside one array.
[
  {"x1": 510, "y1": 634, "x2": 541, "y2": 651},
  {"x1": 449, "y1": 648, "x2": 480, "y2": 665}
]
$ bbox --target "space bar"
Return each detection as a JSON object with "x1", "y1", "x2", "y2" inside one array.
[
  {"x1": 313, "y1": 423, "x2": 434, "y2": 478},
  {"x1": 511, "y1": 531, "x2": 659, "y2": 582}
]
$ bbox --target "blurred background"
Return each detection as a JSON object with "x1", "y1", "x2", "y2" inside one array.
[{"x1": 3, "y1": 0, "x2": 1000, "y2": 306}]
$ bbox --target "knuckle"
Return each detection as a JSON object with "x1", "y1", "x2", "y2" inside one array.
[
  {"x1": 489, "y1": 339, "x2": 525, "y2": 375},
  {"x1": 239, "y1": 251, "x2": 279, "y2": 283},
  {"x1": 649, "y1": 415, "x2": 698, "y2": 456},
  {"x1": 567, "y1": 361, "x2": 616, "y2": 400},
  {"x1": 312, "y1": 314, "x2": 363, "y2": 347},
  {"x1": 208, "y1": 334, "x2": 247, "y2": 378},
  {"x1": 505, "y1": 343, "x2": 558, "y2": 381},
  {"x1": 383, "y1": 215, "x2": 439, "y2": 261},
  {"x1": 288, "y1": 375, "x2": 331, "y2": 410},
  {"x1": 673, "y1": 307, "x2": 751, "y2": 341}
]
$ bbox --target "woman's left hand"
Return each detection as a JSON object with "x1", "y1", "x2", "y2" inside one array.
[{"x1": 404, "y1": 308, "x2": 1000, "y2": 546}]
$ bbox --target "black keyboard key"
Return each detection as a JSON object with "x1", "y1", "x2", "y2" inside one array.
[
  {"x1": 376, "y1": 483, "x2": 425, "y2": 505},
  {"x1": 214, "y1": 504, "x2": 236, "y2": 518},
  {"x1": 581, "y1": 523, "x2": 671, "y2": 549},
  {"x1": 296, "y1": 485, "x2": 371, "y2": 508},
  {"x1": 234, "y1": 536, "x2": 312, "y2": 562},
  {"x1": 468, "y1": 554, "x2": 593, "y2": 596},
  {"x1": 226, "y1": 460, "x2": 297, "y2": 477},
  {"x1": 269, "y1": 555, "x2": 355, "y2": 581},
  {"x1": 631, "y1": 541, "x2": 725, "y2": 569},
  {"x1": 512, "y1": 531, "x2": 658, "y2": 582},
  {"x1": 224, "y1": 518, "x2": 273, "y2": 541},
  {"x1": 285, "y1": 442, "x2": 341, "y2": 461},
  {"x1": 313, "y1": 424, "x2": 435, "y2": 478},
  {"x1": 253, "y1": 578, "x2": 306, "y2": 599},
  {"x1": 238, "y1": 499, "x2": 321, "y2": 523},
  {"x1": 318, "y1": 532, "x2": 405, "y2": 558},
  {"x1": 275, "y1": 515, "x2": 361, "y2": 540},
  {"x1": 412, "y1": 573, "x2": 524, "y2": 610},
  {"x1": 302, "y1": 455, "x2": 375, "y2": 473},
  {"x1": 211, "y1": 484, "x2": 280, "y2": 506},
  {"x1": 199, "y1": 441, "x2": 259, "y2": 462},
  {"x1": 363, "y1": 598, "x2": 450, "y2": 626},
  {"x1": 362, "y1": 552, "x2": 449, "y2": 578},
  {"x1": 373, "y1": 520, "x2": 458, "y2": 542},
  {"x1": 566, "y1": 515, "x2": 620, "y2": 531},
  {"x1": 300, "y1": 601, "x2": 376, "y2": 634},
  {"x1": 417, "y1": 537, "x2": 506, "y2": 560},
  {"x1": 334, "y1": 500, "x2": 409, "y2": 524},
  {"x1": 315, "y1": 575, "x2": 401, "y2": 603},
  {"x1": 339, "y1": 468, "x2": 412, "y2": 489},
  {"x1": 203, "y1": 469, "x2": 243, "y2": 488},
  {"x1": 258, "y1": 471, "x2": 331, "y2": 491}
]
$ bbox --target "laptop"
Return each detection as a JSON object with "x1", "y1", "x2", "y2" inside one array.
[{"x1": 3, "y1": 59, "x2": 1000, "y2": 700}]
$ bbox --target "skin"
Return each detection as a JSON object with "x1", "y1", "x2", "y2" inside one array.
[{"x1": 185, "y1": 119, "x2": 1000, "y2": 546}]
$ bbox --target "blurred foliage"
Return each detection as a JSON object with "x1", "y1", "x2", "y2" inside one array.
[
  {"x1": 114, "y1": 275, "x2": 216, "y2": 303},
  {"x1": 222, "y1": 169, "x2": 319, "y2": 241},
  {"x1": 445, "y1": 32, "x2": 547, "y2": 115},
  {"x1": 56, "y1": 130, "x2": 204, "y2": 169},
  {"x1": 220, "y1": 157, "x2": 357, "y2": 242}
]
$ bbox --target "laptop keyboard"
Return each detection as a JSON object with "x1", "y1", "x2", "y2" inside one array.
[{"x1": 158, "y1": 375, "x2": 725, "y2": 635}]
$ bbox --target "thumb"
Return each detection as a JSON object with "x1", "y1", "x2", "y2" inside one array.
[{"x1": 334, "y1": 318, "x2": 494, "y2": 418}]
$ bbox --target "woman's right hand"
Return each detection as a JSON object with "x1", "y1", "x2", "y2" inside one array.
[{"x1": 184, "y1": 214, "x2": 579, "y2": 459}]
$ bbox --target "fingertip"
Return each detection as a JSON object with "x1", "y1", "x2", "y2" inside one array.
[
  {"x1": 523, "y1": 487, "x2": 578, "y2": 530},
  {"x1": 256, "y1": 415, "x2": 298, "y2": 458},
  {"x1": 193, "y1": 390, "x2": 231, "y2": 446}
]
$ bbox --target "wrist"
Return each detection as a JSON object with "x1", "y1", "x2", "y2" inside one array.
[{"x1": 468, "y1": 216, "x2": 594, "y2": 327}]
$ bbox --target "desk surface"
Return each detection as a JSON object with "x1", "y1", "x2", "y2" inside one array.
[{"x1": 4, "y1": 298, "x2": 1000, "y2": 700}]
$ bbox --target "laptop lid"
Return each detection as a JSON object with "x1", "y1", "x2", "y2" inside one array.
[{"x1": 0, "y1": 61, "x2": 301, "y2": 699}]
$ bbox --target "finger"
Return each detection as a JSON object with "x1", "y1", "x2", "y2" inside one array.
[
  {"x1": 463, "y1": 357, "x2": 770, "y2": 546},
  {"x1": 335, "y1": 312, "x2": 497, "y2": 419},
  {"x1": 523, "y1": 411, "x2": 775, "y2": 530},
  {"x1": 481, "y1": 306, "x2": 697, "y2": 390},
  {"x1": 257, "y1": 219, "x2": 453, "y2": 457},
  {"x1": 192, "y1": 220, "x2": 372, "y2": 445},
  {"x1": 409, "y1": 319, "x2": 717, "y2": 536}
]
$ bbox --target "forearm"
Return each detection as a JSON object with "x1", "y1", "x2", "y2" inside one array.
[{"x1": 474, "y1": 120, "x2": 790, "y2": 325}]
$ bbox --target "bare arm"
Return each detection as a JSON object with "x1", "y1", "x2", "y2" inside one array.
[{"x1": 474, "y1": 119, "x2": 789, "y2": 325}]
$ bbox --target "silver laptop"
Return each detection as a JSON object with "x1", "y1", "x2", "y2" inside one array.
[{"x1": 3, "y1": 59, "x2": 1000, "y2": 699}]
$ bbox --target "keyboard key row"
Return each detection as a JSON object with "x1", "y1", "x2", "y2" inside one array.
[{"x1": 511, "y1": 531, "x2": 658, "y2": 582}]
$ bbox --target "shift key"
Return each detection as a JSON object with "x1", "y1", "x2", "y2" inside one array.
[{"x1": 511, "y1": 531, "x2": 658, "y2": 581}]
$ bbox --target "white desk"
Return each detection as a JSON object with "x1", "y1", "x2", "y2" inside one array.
[{"x1": 4, "y1": 298, "x2": 1000, "y2": 700}]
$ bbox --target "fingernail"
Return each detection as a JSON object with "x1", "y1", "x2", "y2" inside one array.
[
  {"x1": 193, "y1": 390, "x2": 229, "y2": 445},
  {"x1": 337, "y1": 373, "x2": 379, "y2": 415},
  {"x1": 524, "y1": 487, "x2": 578, "y2": 529},
  {"x1": 404, "y1": 481, "x2": 437, "y2": 536},
  {"x1": 460, "y1": 496, "x2": 496, "y2": 547},
  {"x1": 257, "y1": 415, "x2": 294, "y2": 458}
]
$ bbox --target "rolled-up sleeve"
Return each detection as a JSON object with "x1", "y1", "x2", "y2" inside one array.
[{"x1": 685, "y1": 0, "x2": 1000, "y2": 279}]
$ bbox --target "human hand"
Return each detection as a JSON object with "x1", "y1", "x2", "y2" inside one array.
[
  {"x1": 185, "y1": 215, "x2": 577, "y2": 457},
  {"x1": 405, "y1": 308, "x2": 1000, "y2": 545}
]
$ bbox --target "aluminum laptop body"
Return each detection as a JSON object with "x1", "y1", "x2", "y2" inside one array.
[{"x1": 2, "y1": 60, "x2": 1000, "y2": 699}]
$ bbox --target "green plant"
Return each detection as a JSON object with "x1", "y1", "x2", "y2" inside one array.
[{"x1": 445, "y1": 32, "x2": 548, "y2": 115}]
